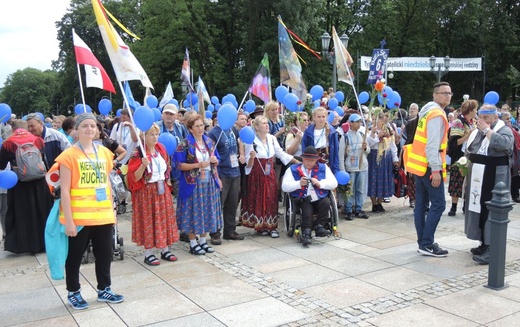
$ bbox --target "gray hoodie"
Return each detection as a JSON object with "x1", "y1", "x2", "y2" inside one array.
[{"x1": 418, "y1": 101, "x2": 447, "y2": 171}]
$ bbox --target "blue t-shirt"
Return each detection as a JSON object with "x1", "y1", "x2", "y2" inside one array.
[{"x1": 208, "y1": 126, "x2": 240, "y2": 178}]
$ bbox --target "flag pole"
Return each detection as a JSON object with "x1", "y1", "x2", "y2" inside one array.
[
  {"x1": 72, "y1": 28, "x2": 87, "y2": 113},
  {"x1": 117, "y1": 81, "x2": 150, "y2": 172},
  {"x1": 238, "y1": 90, "x2": 249, "y2": 110}
]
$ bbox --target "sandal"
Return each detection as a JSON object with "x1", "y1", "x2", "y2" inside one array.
[
  {"x1": 144, "y1": 254, "x2": 160, "y2": 266},
  {"x1": 199, "y1": 243, "x2": 215, "y2": 253},
  {"x1": 160, "y1": 251, "x2": 178, "y2": 262},
  {"x1": 189, "y1": 244, "x2": 206, "y2": 255},
  {"x1": 270, "y1": 230, "x2": 279, "y2": 238}
]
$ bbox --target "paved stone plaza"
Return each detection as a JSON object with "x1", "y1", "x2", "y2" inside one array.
[{"x1": 2, "y1": 189, "x2": 520, "y2": 326}]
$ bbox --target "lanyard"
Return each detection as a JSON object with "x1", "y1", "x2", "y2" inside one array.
[
  {"x1": 315, "y1": 128, "x2": 326, "y2": 146},
  {"x1": 256, "y1": 135, "x2": 270, "y2": 157},
  {"x1": 78, "y1": 143, "x2": 102, "y2": 185}
]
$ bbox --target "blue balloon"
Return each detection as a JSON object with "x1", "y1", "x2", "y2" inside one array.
[
  {"x1": 208, "y1": 104, "x2": 215, "y2": 113},
  {"x1": 284, "y1": 93, "x2": 299, "y2": 112},
  {"x1": 183, "y1": 100, "x2": 189, "y2": 108},
  {"x1": 158, "y1": 133, "x2": 178, "y2": 156},
  {"x1": 358, "y1": 91, "x2": 370, "y2": 104},
  {"x1": 226, "y1": 93, "x2": 237, "y2": 102},
  {"x1": 0, "y1": 103, "x2": 12, "y2": 123},
  {"x1": 335, "y1": 171, "x2": 350, "y2": 185},
  {"x1": 211, "y1": 96, "x2": 219, "y2": 105},
  {"x1": 328, "y1": 111, "x2": 335, "y2": 124},
  {"x1": 188, "y1": 92, "x2": 198, "y2": 105},
  {"x1": 36, "y1": 112, "x2": 45, "y2": 121},
  {"x1": 328, "y1": 98, "x2": 339, "y2": 110},
  {"x1": 392, "y1": 91, "x2": 401, "y2": 108},
  {"x1": 98, "y1": 99, "x2": 112, "y2": 115},
  {"x1": 215, "y1": 103, "x2": 222, "y2": 111},
  {"x1": 152, "y1": 107, "x2": 162, "y2": 121},
  {"x1": 232, "y1": 100, "x2": 239, "y2": 109},
  {"x1": 377, "y1": 93, "x2": 387, "y2": 105},
  {"x1": 310, "y1": 85, "x2": 324, "y2": 101},
  {"x1": 146, "y1": 95, "x2": 159, "y2": 108},
  {"x1": 484, "y1": 91, "x2": 499, "y2": 105},
  {"x1": 313, "y1": 100, "x2": 321, "y2": 109},
  {"x1": 217, "y1": 104, "x2": 238, "y2": 130},
  {"x1": 383, "y1": 86, "x2": 393, "y2": 95},
  {"x1": 168, "y1": 99, "x2": 179, "y2": 107},
  {"x1": 134, "y1": 106, "x2": 155, "y2": 131},
  {"x1": 239, "y1": 126, "x2": 255, "y2": 144},
  {"x1": 0, "y1": 170, "x2": 18, "y2": 189},
  {"x1": 275, "y1": 85, "x2": 289, "y2": 102},
  {"x1": 116, "y1": 109, "x2": 122, "y2": 117},
  {"x1": 74, "y1": 105, "x2": 91, "y2": 115},
  {"x1": 205, "y1": 110, "x2": 212, "y2": 119},
  {"x1": 335, "y1": 91, "x2": 345, "y2": 103},
  {"x1": 335, "y1": 107, "x2": 344, "y2": 116},
  {"x1": 244, "y1": 100, "x2": 256, "y2": 113}
]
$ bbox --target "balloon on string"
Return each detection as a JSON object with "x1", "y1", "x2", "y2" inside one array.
[
  {"x1": 284, "y1": 93, "x2": 299, "y2": 112},
  {"x1": 134, "y1": 106, "x2": 155, "y2": 131},
  {"x1": 226, "y1": 93, "x2": 237, "y2": 102},
  {"x1": 0, "y1": 103, "x2": 12, "y2": 123},
  {"x1": 146, "y1": 95, "x2": 159, "y2": 108},
  {"x1": 275, "y1": 85, "x2": 289, "y2": 102},
  {"x1": 358, "y1": 91, "x2": 370, "y2": 104},
  {"x1": 335, "y1": 91, "x2": 345, "y2": 103},
  {"x1": 211, "y1": 96, "x2": 219, "y2": 105},
  {"x1": 217, "y1": 103, "x2": 238, "y2": 130},
  {"x1": 215, "y1": 103, "x2": 222, "y2": 111},
  {"x1": 183, "y1": 99, "x2": 189, "y2": 108},
  {"x1": 313, "y1": 100, "x2": 321, "y2": 109},
  {"x1": 208, "y1": 104, "x2": 215, "y2": 112},
  {"x1": 328, "y1": 111, "x2": 335, "y2": 124},
  {"x1": 158, "y1": 133, "x2": 178, "y2": 156},
  {"x1": 98, "y1": 99, "x2": 112, "y2": 115},
  {"x1": 0, "y1": 170, "x2": 18, "y2": 189},
  {"x1": 188, "y1": 92, "x2": 198, "y2": 105},
  {"x1": 310, "y1": 85, "x2": 324, "y2": 101},
  {"x1": 328, "y1": 98, "x2": 339, "y2": 110},
  {"x1": 116, "y1": 109, "x2": 122, "y2": 117},
  {"x1": 383, "y1": 86, "x2": 393, "y2": 96},
  {"x1": 335, "y1": 171, "x2": 350, "y2": 185},
  {"x1": 335, "y1": 107, "x2": 344, "y2": 116},
  {"x1": 152, "y1": 107, "x2": 162, "y2": 121},
  {"x1": 244, "y1": 100, "x2": 256, "y2": 113},
  {"x1": 377, "y1": 93, "x2": 387, "y2": 105},
  {"x1": 232, "y1": 100, "x2": 239, "y2": 109},
  {"x1": 392, "y1": 91, "x2": 401, "y2": 108},
  {"x1": 239, "y1": 126, "x2": 255, "y2": 144},
  {"x1": 484, "y1": 91, "x2": 499, "y2": 105},
  {"x1": 205, "y1": 110, "x2": 212, "y2": 119}
]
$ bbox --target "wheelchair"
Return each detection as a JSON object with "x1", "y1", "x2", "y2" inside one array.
[{"x1": 283, "y1": 190, "x2": 341, "y2": 242}]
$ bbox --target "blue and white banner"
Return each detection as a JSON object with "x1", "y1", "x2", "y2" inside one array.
[
  {"x1": 366, "y1": 49, "x2": 389, "y2": 85},
  {"x1": 360, "y1": 56, "x2": 482, "y2": 72}
]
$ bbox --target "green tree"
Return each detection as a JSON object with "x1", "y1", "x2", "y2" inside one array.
[{"x1": 0, "y1": 68, "x2": 60, "y2": 117}]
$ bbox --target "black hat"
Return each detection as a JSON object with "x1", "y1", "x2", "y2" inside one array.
[
  {"x1": 250, "y1": 105, "x2": 264, "y2": 119},
  {"x1": 301, "y1": 146, "x2": 320, "y2": 159}
]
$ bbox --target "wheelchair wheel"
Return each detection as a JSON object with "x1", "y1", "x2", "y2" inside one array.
[
  {"x1": 328, "y1": 192, "x2": 339, "y2": 236},
  {"x1": 284, "y1": 193, "x2": 297, "y2": 237}
]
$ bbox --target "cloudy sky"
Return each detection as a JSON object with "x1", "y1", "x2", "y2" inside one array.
[{"x1": 0, "y1": 0, "x2": 71, "y2": 87}]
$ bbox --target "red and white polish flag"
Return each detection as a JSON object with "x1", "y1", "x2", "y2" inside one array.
[{"x1": 72, "y1": 30, "x2": 116, "y2": 93}]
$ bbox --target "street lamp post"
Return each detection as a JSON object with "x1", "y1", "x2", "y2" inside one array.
[
  {"x1": 429, "y1": 55, "x2": 451, "y2": 82},
  {"x1": 321, "y1": 32, "x2": 349, "y2": 92}
]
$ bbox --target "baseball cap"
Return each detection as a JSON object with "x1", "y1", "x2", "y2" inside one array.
[
  {"x1": 163, "y1": 103, "x2": 179, "y2": 114},
  {"x1": 349, "y1": 114, "x2": 362, "y2": 122}
]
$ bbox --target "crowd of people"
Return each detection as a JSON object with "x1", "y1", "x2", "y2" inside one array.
[{"x1": 0, "y1": 81, "x2": 519, "y2": 310}]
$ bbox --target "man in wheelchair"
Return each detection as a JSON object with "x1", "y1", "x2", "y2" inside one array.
[{"x1": 282, "y1": 146, "x2": 338, "y2": 245}]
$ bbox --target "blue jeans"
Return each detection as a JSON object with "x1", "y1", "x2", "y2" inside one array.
[
  {"x1": 345, "y1": 170, "x2": 367, "y2": 213},
  {"x1": 414, "y1": 169, "x2": 446, "y2": 247}
]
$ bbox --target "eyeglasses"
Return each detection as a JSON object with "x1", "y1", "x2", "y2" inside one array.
[{"x1": 436, "y1": 92, "x2": 453, "y2": 96}]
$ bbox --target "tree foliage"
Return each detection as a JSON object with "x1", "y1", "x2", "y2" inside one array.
[{"x1": 1, "y1": 0, "x2": 520, "y2": 116}]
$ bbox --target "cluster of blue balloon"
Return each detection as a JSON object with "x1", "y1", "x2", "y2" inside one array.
[
  {"x1": 274, "y1": 85, "x2": 302, "y2": 112},
  {"x1": 484, "y1": 91, "x2": 499, "y2": 105},
  {"x1": 358, "y1": 87, "x2": 401, "y2": 109},
  {"x1": 0, "y1": 103, "x2": 12, "y2": 123},
  {"x1": 0, "y1": 170, "x2": 17, "y2": 189}
]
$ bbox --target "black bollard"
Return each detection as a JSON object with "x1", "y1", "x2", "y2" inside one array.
[{"x1": 484, "y1": 181, "x2": 514, "y2": 290}]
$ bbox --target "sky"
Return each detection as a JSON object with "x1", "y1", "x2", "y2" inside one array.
[{"x1": 0, "y1": 0, "x2": 71, "y2": 87}]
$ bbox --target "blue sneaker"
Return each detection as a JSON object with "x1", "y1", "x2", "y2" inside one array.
[
  {"x1": 68, "y1": 290, "x2": 89, "y2": 310},
  {"x1": 97, "y1": 287, "x2": 124, "y2": 303}
]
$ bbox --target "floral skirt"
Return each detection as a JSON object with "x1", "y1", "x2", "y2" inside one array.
[
  {"x1": 177, "y1": 177, "x2": 222, "y2": 235},
  {"x1": 448, "y1": 165, "x2": 465, "y2": 197},
  {"x1": 367, "y1": 149, "x2": 394, "y2": 198},
  {"x1": 132, "y1": 181, "x2": 179, "y2": 249},
  {"x1": 240, "y1": 158, "x2": 278, "y2": 231}
]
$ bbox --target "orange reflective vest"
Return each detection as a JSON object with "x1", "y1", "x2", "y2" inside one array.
[
  {"x1": 55, "y1": 146, "x2": 115, "y2": 226},
  {"x1": 403, "y1": 108, "x2": 449, "y2": 180}
]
